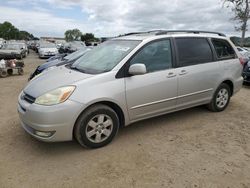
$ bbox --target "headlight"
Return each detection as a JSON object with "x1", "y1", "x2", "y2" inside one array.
[{"x1": 35, "y1": 86, "x2": 75, "y2": 105}]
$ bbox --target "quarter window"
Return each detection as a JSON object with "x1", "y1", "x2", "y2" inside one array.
[
  {"x1": 175, "y1": 38, "x2": 213, "y2": 67},
  {"x1": 211, "y1": 39, "x2": 236, "y2": 59},
  {"x1": 130, "y1": 39, "x2": 172, "y2": 72}
]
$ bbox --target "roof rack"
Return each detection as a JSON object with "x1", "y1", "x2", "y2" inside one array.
[
  {"x1": 155, "y1": 30, "x2": 226, "y2": 37},
  {"x1": 122, "y1": 30, "x2": 164, "y2": 36}
]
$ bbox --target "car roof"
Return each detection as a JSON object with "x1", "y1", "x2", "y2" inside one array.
[{"x1": 113, "y1": 30, "x2": 228, "y2": 41}]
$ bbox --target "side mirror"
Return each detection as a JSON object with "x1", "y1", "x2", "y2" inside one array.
[{"x1": 128, "y1": 63, "x2": 147, "y2": 75}]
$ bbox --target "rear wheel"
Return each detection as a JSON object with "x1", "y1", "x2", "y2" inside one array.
[
  {"x1": 74, "y1": 104, "x2": 119, "y2": 148},
  {"x1": 207, "y1": 83, "x2": 231, "y2": 112}
]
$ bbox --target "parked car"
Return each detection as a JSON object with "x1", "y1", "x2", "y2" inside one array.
[
  {"x1": 8, "y1": 41, "x2": 29, "y2": 57},
  {"x1": 38, "y1": 42, "x2": 58, "y2": 58},
  {"x1": 242, "y1": 61, "x2": 250, "y2": 84},
  {"x1": 59, "y1": 41, "x2": 86, "y2": 53},
  {"x1": 46, "y1": 53, "x2": 68, "y2": 62},
  {"x1": 0, "y1": 43, "x2": 25, "y2": 59},
  {"x1": 18, "y1": 30, "x2": 243, "y2": 148},
  {"x1": 18, "y1": 42, "x2": 29, "y2": 57},
  {"x1": 236, "y1": 46, "x2": 250, "y2": 60},
  {"x1": 0, "y1": 38, "x2": 5, "y2": 49},
  {"x1": 29, "y1": 48, "x2": 91, "y2": 80}
]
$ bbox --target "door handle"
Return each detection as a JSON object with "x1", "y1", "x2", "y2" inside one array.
[
  {"x1": 167, "y1": 72, "x2": 176, "y2": 78},
  {"x1": 179, "y1": 70, "x2": 188, "y2": 75}
]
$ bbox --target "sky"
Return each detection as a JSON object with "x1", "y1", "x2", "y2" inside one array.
[{"x1": 0, "y1": 0, "x2": 248, "y2": 38}]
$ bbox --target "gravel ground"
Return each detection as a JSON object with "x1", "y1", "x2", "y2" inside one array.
[{"x1": 0, "y1": 51, "x2": 250, "y2": 188}]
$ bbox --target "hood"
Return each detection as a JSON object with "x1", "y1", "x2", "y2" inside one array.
[
  {"x1": 24, "y1": 66, "x2": 93, "y2": 98},
  {"x1": 38, "y1": 59, "x2": 64, "y2": 71},
  {"x1": 0, "y1": 49, "x2": 21, "y2": 54}
]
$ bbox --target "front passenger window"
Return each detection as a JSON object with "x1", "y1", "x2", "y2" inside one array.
[{"x1": 130, "y1": 39, "x2": 172, "y2": 72}]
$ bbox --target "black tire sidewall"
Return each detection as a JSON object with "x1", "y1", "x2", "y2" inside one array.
[
  {"x1": 75, "y1": 105, "x2": 119, "y2": 148},
  {"x1": 212, "y1": 83, "x2": 231, "y2": 112}
]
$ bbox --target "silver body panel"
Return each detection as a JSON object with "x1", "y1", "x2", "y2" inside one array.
[{"x1": 18, "y1": 33, "x2": 243, "y2": 142}]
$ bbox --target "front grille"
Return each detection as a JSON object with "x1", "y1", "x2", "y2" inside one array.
[{"x1": 23, "y1": 93, "x2": 36, "y2": 104}]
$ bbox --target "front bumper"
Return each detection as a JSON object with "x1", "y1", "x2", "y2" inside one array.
[
  {"x1": 39, "y1": 52, "x2": 57, "y2": 58},
  {"x1": 0, "y1": 53, "x2": 20, "y2": 60},
  {"x1": 18, "y1": 92, "x2": 85, "y2": 142}
]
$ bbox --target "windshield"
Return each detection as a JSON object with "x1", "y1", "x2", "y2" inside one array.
[
  {"x1": 4, "y1": 44, "x2": 20, "y2": 50},
  {"x1": 64, "y1": 48, "x2": 88, "y2": 61},
  {"x1": 40, "y1": 43, "x2": 56, "y2": 48},
  {"x1": 72, "y1": 40, "x2": 141, "y2": 74}
]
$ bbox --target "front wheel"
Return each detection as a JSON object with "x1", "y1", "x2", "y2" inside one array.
[
  {"x1": 74, "y1": 104, "x2": 119, "y2": 148},
  {"x1": 207, "y1": 83, "x2": 231, "y2": 112}
]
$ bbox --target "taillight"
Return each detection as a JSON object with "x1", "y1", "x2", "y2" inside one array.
[{"x1": 239, "y1": 57, "x2": 246, "y2": 66}]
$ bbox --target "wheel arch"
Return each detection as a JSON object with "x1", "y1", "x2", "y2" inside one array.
[
  {"x1": 221, "y1": 80, "x2": 234, "y2": 96},
  {"x1": 73, "y1": 100, "x2": 126, "y2": 138}
]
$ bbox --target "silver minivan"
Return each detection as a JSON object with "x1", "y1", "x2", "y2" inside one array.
[{"x1": 18, "y1": 30, "x2": 243, "y2": 148}]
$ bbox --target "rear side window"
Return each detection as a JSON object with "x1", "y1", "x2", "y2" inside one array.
[
  {"x1": 175, "y1": 38, "x2": 213, "y2": 67},
  {"x1": 211, "y1": 39, "x2": 236, "y2": 59}
]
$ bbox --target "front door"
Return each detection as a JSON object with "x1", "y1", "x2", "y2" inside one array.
[{"x1": 125, "y1": 39, "x2": 178, "y2": 121}]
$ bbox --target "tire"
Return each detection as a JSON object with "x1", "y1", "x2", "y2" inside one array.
[
  {"x1": 207, "y1": 83, "x2": 231, "y2": 112},
  {"x1": 7, "y1": 69, "x2": 13, "y2": 75},
  {"x1": 74, "y1": 104, "x2": 119, "y2": 148},
  {"x1": 17, "y1": 54, "x2": 23, "y2": 60},
  {"x1": 0, "y1": 70, "x2": 8, "y2": 78}
]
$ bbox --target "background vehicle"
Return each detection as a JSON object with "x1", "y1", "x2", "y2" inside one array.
[
  {"x1": 59, "y1": 41, "x2": 86, "y2": 53},
  {"x1": 46, "y1": 53, "x2": 68, "y2": 62},
  {"x1": 38, "y1": 42, "x2": 58, "y2": 58},
  {"x1": 29, "y1": 48, "x2": 91, "y2": 80},
  {"x1": 236, "y1": 46, "x2": 250, "y2": 59},
  {"x1": 0, "y1": 59, "x2": 24, "y2": 78},
  {"x1": 0, "y1": 43, "x2": 25, "y2": 59},
  {"x1": 242, "y1": 61, "x2": 250, "y2": 84},
  {"x1": 18, "y1": 30, "x2": 243, "y2": 149}
]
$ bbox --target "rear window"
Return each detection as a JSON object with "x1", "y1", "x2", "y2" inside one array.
[
  {"x1": 175, "y1": 38, "x2": 213, "y2": 67},
  {"x1": 211, "y1": 39, "x2": 236, "y2": 59}
]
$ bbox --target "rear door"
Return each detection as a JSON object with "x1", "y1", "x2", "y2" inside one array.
[{"x1": 174, "y1": 37, "x2": 222, "y2": 109}]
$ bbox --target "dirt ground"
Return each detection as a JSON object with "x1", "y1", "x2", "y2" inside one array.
[{"x1": 0, "y1": 51, "x2": 250, "y2": 188}]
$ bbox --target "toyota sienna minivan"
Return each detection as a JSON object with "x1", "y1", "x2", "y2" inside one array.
[{"x1": 18, "y1": 30, "x2": 243, "y2": 148}]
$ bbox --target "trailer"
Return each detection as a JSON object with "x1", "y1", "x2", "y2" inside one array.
[{"x1": 0, "y1": 59, "x2": 24, "y2": 78}]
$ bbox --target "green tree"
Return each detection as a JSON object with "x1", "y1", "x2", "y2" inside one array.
[
  {"x1": 81, "y1": 33, "x2": 95, "y2": 42},
  {"x1": 64, "y1": 29, "x2": 82, "y2": 41},
  {"x1": 0, "y1": 21, "x2": 34, "y2": 40},
  {"x1": 224, "y1": 0, "x2": 250, "y2": 46},
  {"x1": 18, "y1": 31, "x2": 34, "y2": 40},
  {"x1": 0, "y1": 21, "x2": 19, "y2": 40}
]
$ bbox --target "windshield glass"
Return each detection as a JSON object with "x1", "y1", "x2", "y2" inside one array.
[
  {"x1": 4, "y1": 44, "x2": 20, "y2": 50},
  {"x1": 40, "y1": 43, "x2": 56, "y2": 48},
  {"x1": 72, "y1": 40, "x2": 141, "y2": 74},
  {"x1": 64, "y1": 48, "x2": 88, "y2": 61}
]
